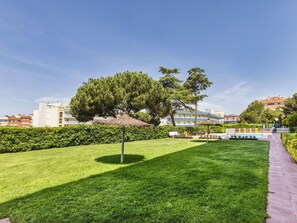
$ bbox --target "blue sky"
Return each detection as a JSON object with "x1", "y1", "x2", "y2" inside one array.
[{"x1": 0, "y1": 0, "x2": 296, "y2": 116}]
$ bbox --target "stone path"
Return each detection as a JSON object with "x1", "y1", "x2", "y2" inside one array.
[
  {"x1": 0, "y1": 218, "x2": 11, "y2": 223},
  {"x1": 267, "y1": 133, "x2": 297, "y2": 223}
]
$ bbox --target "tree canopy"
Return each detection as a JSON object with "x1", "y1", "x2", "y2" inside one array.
[
  {"x1": 240, "y1": 100, "x2": 265, "y2": 123},
  {"x1": 262, "y1": 108, "x2": 282, "y2": 124},
  {"x1": 283, "y1": 93, "x2": 297, "y2": 116},
  {"x1": 131, "y1": 112, "x2": 160, "y2": 126},
  {"x1": 71, "y1": 67, "x2": 213, "y2": 126},
  {"x1": 240, "y1": 100, "x2": 284, "y2": 124},
  {"x1": 184, "y1": 67, "x2": 213, "y2": 97},
  {"x1": 158, "y1": 66, "x2": 193, "y2": 126},
  {"x1": 184, "y1": 67, "x2": 213, "y2": 125},
  {"x1": 70, "y1": 71, "x2": 170, "y2": 123}
]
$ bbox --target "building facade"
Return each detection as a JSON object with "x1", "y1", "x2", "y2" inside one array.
[
  {"x1": 224, "y1": 114, "x2": 240, "y2": 123},
  {"x1": 0, "y1": 115, "x2": 32, "y2": 127},
  {"x1": 0, "y1": 116, "x2": 8, "y2": 126},
  {"x1": 260, "y1": 96, "x2": 287, "y2": 110},
  {"x1": 164, "y1": 109, "x2": 223, "y2": 127},
  {"x1": 33, "y1": 102, "x2": 80, "y2": 127}
]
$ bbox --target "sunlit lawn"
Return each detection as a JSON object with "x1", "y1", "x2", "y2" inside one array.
[
  {"x1": 0, "y1": 139, "x2": 269, "y2": 223},
  {"x1": 0, "y1": 138, "x2": 197, "y2": 203}
]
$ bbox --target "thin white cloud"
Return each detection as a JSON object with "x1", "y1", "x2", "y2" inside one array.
[
  {"x1": 199, "y1": 81, "x2": 253, "y2": 115},
  {"x1": 0, "y1": 49, "x2": 86, "y2": 81}
]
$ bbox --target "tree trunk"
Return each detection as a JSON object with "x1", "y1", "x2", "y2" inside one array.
[
  {"x1": 170, "y1": 113, "x2": 176, "y2": 126},
  {"x1": 194, "y1": 101, "x2": 198, "y2": 126},
  {"x1": 121, "y1": 127, "x2": 125, "y2": 163}
]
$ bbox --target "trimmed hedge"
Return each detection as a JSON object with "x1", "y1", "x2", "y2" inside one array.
[
  {"x1": 0, "y1": 125, "x2": 172, "y2": 153},
  {"x1": 222, "y1": 123, "x2": 263, "y2": 128},
  {"x1": 0, "y1": 125, "x2": 226, "y2": 153},
  {"x1": 281, "y1": 133, "x2": 297, "y2": 161}
]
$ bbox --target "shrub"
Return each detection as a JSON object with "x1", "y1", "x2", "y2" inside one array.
[
  {"x1": 0, "y1": 125, "x2": 226, "y2": 153},
  {"x1": 284, "y1": 113, "x2": 297, "y2": 133},
  {"x1": 281, "y1": 133, "x2": 297, "y2": 161},
  {"x1": 0, "y1": 125, "x2": 167, "y2": 153},
  {"x1": 222, "y1": 123, "x2": 263, "y2": 128}
]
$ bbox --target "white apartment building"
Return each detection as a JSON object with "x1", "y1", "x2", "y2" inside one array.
[
  {"x1": 0, "y1": 116, "x2": 8, "y2": 126},
  {"x1": 160, "y1": 109, "x2": 223, "y2": 127},
  {"x1": 33, "y1": 102, "x2": 80, "y2": 127}
]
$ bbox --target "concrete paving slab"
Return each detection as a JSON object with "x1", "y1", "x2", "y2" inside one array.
[{"x1": 266, "y1": 134, "x2": 297, "y2": 223}]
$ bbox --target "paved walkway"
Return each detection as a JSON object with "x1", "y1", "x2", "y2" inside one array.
[{"x1": 267, "y1": 133, "x2": 297, "y2": 223}]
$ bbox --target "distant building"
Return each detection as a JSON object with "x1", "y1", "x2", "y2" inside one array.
[
  {"x1": 162, "y1": 109, "x2": 223, "y2": 127},
  {"x1": 260, "y1": 96, "x2": 287, "y2": 110},
  {"x1": 0, "y1": 116, "x2": 8, "y2": 126},
  {"x1": 214, "y1": 111, "x2": 224, "y2": 117},
  {"x1": 0, "y1": 114, "x2": 32, "y2": 127},
  {"x1": 33, "y1": 102, "x2": 80, "y2": 127},
  {"x1": 224, "y1": 114, "x2": 240, "y2": 124}
]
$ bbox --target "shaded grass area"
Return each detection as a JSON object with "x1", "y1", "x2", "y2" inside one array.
[
  {"x1": 191, "y1": 139, "x2": 219, "y2": 142},
  {"x1": 95, "y1": 154, "x2": 145, "y2": 164},
  {"x1": 0, "y1": 138, "x2": 198, "y2": 204},
  {"x1": 0, "y1": 140, "x2": 268, "y2": 223}
]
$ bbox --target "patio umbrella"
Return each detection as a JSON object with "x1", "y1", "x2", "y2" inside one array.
[
  {"x1": 101, "y1": 114, "x2": 151, "y2": 163},
  {"x1": 198, "y1": 119, "x2": 222, "y2": 142}
]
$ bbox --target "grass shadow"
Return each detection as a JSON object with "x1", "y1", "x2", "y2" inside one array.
[
  {"x1": 95, "y1": 154, "x2": 145, "y2": 164},
  {"x1": 190, "y1": 139, "x2": 219, "y2": 143}
]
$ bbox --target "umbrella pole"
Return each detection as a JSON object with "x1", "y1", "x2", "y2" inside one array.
[
  {"x1": 207, "y1": 125, "x2": 209, "y2": 143},
  {"x1": 121, "y1": 127, "x2": 125, "y2": 163}
]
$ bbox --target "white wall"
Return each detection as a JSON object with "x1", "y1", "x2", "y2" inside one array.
[
  {"x1": 0, "y1": 116, "x2": 8, "y2": 126},
  {"x1": 32, "y1": 110, "x2": 39, "y2": 127},
  {"x1": 32, "y1": 102, "x2": 79, "y2": 127}
]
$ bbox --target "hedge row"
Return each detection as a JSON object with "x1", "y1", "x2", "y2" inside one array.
[
  {"x1": 281, "y1": 133, "x2": 297, "y2": 161},
  {"x1": 0, "y1": 125, "x2": 225, "y2": 153},
  {"x1": 0, "y1": 125, "x2": 170, "y2": 153},
  {"x1": 222, "y1": 123, "x2": 264, "y2": 128}
]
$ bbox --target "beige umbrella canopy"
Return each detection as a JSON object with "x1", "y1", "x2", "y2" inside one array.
[
  {"x1": 104, "y1": 114, "x2": 151, "y2": 127},
  {"x1": 198, "y1": 120, "x2": 222, "y2": 142},
  {"x1": 101, "y1": 114, "x2": 151, "y2": 163}
]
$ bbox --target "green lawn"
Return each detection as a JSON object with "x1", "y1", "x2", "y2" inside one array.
[
  {"x1": 0, "y1": 139, "x2": 269, "y2": 223},
  {"x1": 0, "y1": 138, "x2": 197, "y2": 203}
]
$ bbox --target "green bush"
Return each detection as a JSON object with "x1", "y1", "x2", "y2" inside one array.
[
  {"x1": 222, "y1": 123, "x2": 263, "y2": 128},
  {"x1": 284, "y1": 113, "x2": 297, "y2": 133},
  {"x1": 0, "y1": 125, "x2": 225, "y2": 153},
  {"x1": 281, "y1": 133, "x2": 297, "y2": 161},
  {"x1": 0, "y1": 125, "x2": 168, "y2": 153}
]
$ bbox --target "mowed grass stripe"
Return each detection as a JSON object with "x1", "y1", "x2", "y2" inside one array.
[
  {"x1": 0, "y1": 138, "x2": 200, "y2": 203},
  {"x1": 0, "y1": 140, "x2": 268, "y2": 223}
]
